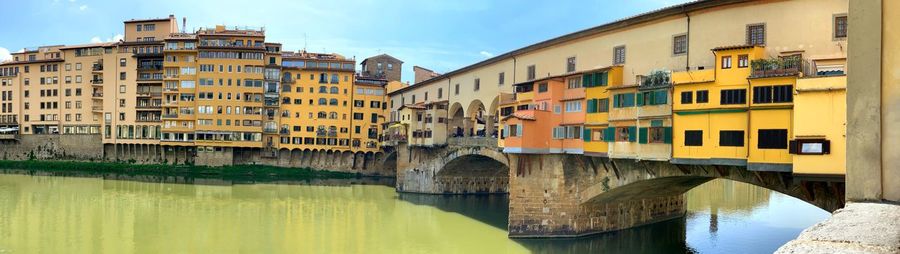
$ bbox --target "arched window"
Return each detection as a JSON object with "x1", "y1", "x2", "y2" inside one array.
[
  {"x1": 330, "y1": 74, "x2": 339, "y2": 84},
  {"x1": 329, "y1": 112, "x2": 337, "y2": 119},
  {"x1": 329, "y1": 99, "x2": 338, "y2": 105},
  {"x1": 330, "y1": 86, "x2": 339, "y2": 94},
  {"x1": 318, "y1": 98, "x2": 327, "y2": 105},
  {"x1": 317, "y1": 112, "x2": 327, "y2": 118},
  {"x1": 319, "y1": 86, "x2": 328, "y2": 93},
  {"x1": 319, "y1": 73, "x2": 327, "y2": 83}
]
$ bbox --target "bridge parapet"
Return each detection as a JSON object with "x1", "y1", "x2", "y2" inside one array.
[{"x1": 448, "y1": 137, "x2": 497, "y2": 149}]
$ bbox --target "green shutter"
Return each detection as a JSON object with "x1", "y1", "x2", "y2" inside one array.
[
  {"x1": 656, "y1": 90, "x2": 667, "y2": 105},
  {"x1": 636, "y1": 92, "x2": 644, "y2": 106},
  {"x1": 664, "y1": 127, "x2": 673, "y2": 144},
  {"x1": 625, "y1": 93, "x2": 635, "y2": 107},
  {"x1": 628, "y1": 126, "x2": 637, "y2": 142},
  {"x1": 586, "y1": 99, "x2": 596, "y2": 113},
  {"x1": 639, "y1": 127, "x2": 648, "y2": 144},
  {"x1": 613, "y1": 95, "x2": 620, "y2": 108},
  {"x1": 651, "y1": 120, "x2": 663, "y2": 127},
  {"x1": 605, "y1": 127, "x2": 616, "y2": 141},
  {"x1": 601, "y1": 72, "x2": 608, "y2": 86},
  {"x1": 594, "y1": 72, "x2": 602, "y2": 86},
  {"x1": 583, "y1": 128, "x2": 591, "y2": 142},
  {"x1": 583, "y1": 74, "x2": 593, "y2": 87}
]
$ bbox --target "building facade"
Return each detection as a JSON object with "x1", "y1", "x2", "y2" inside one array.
[{"x1": 0, "y1": 15, "x2": 390, "y2": 166}]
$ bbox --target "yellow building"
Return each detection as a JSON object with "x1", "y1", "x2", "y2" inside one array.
[
  {"x1": 791, "y1": 69, "x2": 846, "y2": 176},
  {"x1": 583, "y1": 66, "x2": 622, "y2": 157},
  {"x1": 278, "y1": 51, "x2": 357, "y2": 151},
  {"x1": 352, "y1": 76, "x2": 390, "y2": 151}
]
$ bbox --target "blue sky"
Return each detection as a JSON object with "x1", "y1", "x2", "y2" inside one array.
[{"x1": 0, "y1": 0, "x2": 690, "y2": 83}]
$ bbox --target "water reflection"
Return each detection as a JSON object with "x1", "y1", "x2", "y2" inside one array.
[{"x1": 0, "y1": 173, "x2": 828, "y2": 254}]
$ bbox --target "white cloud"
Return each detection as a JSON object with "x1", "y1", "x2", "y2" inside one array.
[
  {"x1": 0, "y1": 47, "x2": 12, "y2": 63},
  {"x1": 79, "y1": 5, "x2": 87, "y2": 11},
  {"x1": 479, "y1": 51, "x2": 494, "y2": 58},
  {"x1": 90, "y1": 34, "x2": 124, "y2": 44}
]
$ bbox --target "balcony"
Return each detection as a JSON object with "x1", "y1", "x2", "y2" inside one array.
[
  {"x1": 92, "y1": 63, "x2": 103, "y2": 72},
  {"x1": 136, "y1": 91, "x2": 162, "y2": 97},
  {"x1": 162, "y1": 114, "x2": 179, "y2": 119},
  {"x1": 92, "y1": 92, "x2": 103, "y2": 98},
  {"x1": 281, "y1": 76, "x2": 294, "y2": 83},
  {"x1": 639, "y1": 70, "x2": 672, "y2": 90},
  {"x1": 92, "y1": 105, "x2": 103, "y2": 112},
  {"x1": 90, "y1": 79, "x2": 103, "y2": 85},
  {"x1": 137, "y1": 75, "x2": 163, "y2": 82},
  {"x1": 136, "y1": 104, "x2": 162, "y2": 110},
  {"x1": 750, "y1": 57, "x2": 804, "y2": 78},
  {"x1": 279, "y1": 128, "x2": 290, "y2": 135},
  {"x1": 136, "y1": 116, "x2": 161, "y2": 122},
  {"x1": 138, "y1": 64, "x2": 163, "y2": 71}
]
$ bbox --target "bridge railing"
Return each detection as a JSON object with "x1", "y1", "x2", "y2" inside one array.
[{"x1": 448, "y1": 137, "x2": 497, "y2": 148}]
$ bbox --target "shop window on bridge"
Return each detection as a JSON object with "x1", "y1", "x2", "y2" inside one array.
[
  {"x1": 538, "y1": 83, "x2": 548, "y2": 93},
  {"x1": 613, "y1": 93, "x2": 635, "y2": 108},
  {"x1": 681, "y1": 91, "x2": 693, "y2": 104},
  {"x1": 565, "y1": 126, "x2": 581, "y2": 139},
  {"x1": 719, "y1": 130, "x2": 745, "y2": 147},
  {"x1": 637, "y1": 90, "x2": 667, "y2": 106},
  {"x1": 684, "y1": 130, "x2": 703, "y2": 146},
  {"x1": 642, "y1": 126, "x2": 671, "y2": 144},
  {"x1": 591, "y1": 128, "x2": 605, "y2": 142},
  {"x1": 789, "y1": 139, "x2": 831, "y2": 155},
  {"x1": 754, "y1": 85, "x2": 793, "y2": 104},
  {"x1": 696, "y1": 90, "x2": 709, "y2": 103},
  {"x1": 758, "y1": 129, "x2": 788, "y2": 149}
]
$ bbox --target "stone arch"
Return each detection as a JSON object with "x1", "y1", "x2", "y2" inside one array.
[
  {"x1": 448, "y1": 102, "x2": 465, "y2": 137},
  {"x1": 576, "y1": 159, "x2": 843, "y2": 212},
  {"x1": 432, "y1": 147, "x2": 510, "y2": 194},
  {"x1": 466, "y1": 100, "x2": 486, "y2": 137},
  {"x1": 487, "y1": 95, "x2": 500, "y2": 137}
]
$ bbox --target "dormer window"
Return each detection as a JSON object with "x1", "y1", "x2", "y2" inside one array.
[{"x1": 721, "y1": 56, "x2": 732, "y2": 69}]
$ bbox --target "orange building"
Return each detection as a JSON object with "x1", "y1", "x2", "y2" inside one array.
[{"x1": 501, "y1": 72, "x2": 586, "y2": 154}]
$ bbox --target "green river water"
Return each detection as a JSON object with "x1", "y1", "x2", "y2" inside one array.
[{"x1": 0, "y1": 173, "x2": 829, "y2": 253}]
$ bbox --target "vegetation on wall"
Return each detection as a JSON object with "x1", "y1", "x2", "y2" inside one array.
[{"x1": 0, "y1": 160, "x2": 360, "y2": 180}]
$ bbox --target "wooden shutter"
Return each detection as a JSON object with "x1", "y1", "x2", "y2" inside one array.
[
  {"x1": 583, "y1": 128, "x2": 591, "y2": 142},
  {"x1": 613, "y1": 95, "x2": 620, "y2": 108},
  {"x1": 664, "y1": 127, "x2": 673, "y2": 144},
  {"x1": 639, "y1": 127, "x2": 648, "y2": 144},
  {"x1": 605, "y1": 127, "x2": 616, "y2": 141},
  {"x1": 582, "y1": 74, "x2": 593, "y2": 87},
  {"x1": 656, "y1": 90, "x2": 667, "y2": 105},
  {"x1": 636, "y1": 92, "x2": 644, "y2": 106},
  {"x1": 587, "y1": 99, "x2": 597, "y2": 113},
  {"x1": 628, "y1": 126, "x2": 637, "y2": 142}
]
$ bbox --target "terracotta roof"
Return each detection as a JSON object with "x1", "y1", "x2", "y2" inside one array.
[
  {"x1": 361, "y1": 54, "x2": 403, "y2": 64},
  {"x1": 60, "y1": 42, "x2": 117, "y2": 50},
  {"x1": 711, "y1": 45, "x2": 760, "y2": 51},
  {"x1": 512, "y1": 65, "x2": 618, "y2": 87},
  {"x1": 124, "y1": 15, "x2": 174, "y2": 24},
  {"x1": 561, "y1": 94, "x2": 586, "y2": 101},
  {"x1": 503, "y1": 111, "x2": 536, "y2": 121}
]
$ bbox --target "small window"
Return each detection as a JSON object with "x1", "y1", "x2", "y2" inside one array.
[
  {"x1": 684, "y1": 130, "x2": 703, "y2": 146},
  {"x1": 527, "y1": 65, "x2": 536, "y2": 80},
  {"x1": 498, "y1": 72, "x2": 505, "y2": 85},
  {"x1": 719, "y1": 130, "x2": 745, "y2": 147},
  {"x1": 747, "y1": 23, "x2": 766, "y2": 45},
  {"x1": 454, "y1": 84, "x2": 460, "y2": 95},
  {"x1": 597, "y1": 98, "x2": 609, "y2": 112},
  {"x1": 721, "y1": 56, "x2": 732, "y2": 69},
  {"x1": 649, "y1": 127, "x2": 666, "y2": 143},
  {"x1": 758, "y1": 129, "x2": 788, "y2": 149},
  {"x1": 789, "y1": 139, "x2": 831, "y2": 155},
  {"x1": 673, "y1": 34, "x2": 687, "y2": 55},
  {"x1": 681, "y1": 91, "x2": 693, "y2": 104},
  {"x1": 538, "y1": 83, "x2": 548, "y2": 93},
  {"x1": 567, "y1": 77, "x2": 581, "y2": 89},
  {"x1": 696, "y1": 90, "x2": 709, "y2": 103},
  {"x1": 613, "y1": 46, "x2": 626, "y2": 65},
  {"x1": 615, "y1": 127, "x2": 631, "y2": 142},
  {"x1": 474, "y1": 78, "x2": 480, "y2": 91},
  {"x1": 566, "y1": 57, "x2": 576, "y2": 73},
  {"x1": 738, "y1": 55, "x2": 749, "y2": 68},
  {"x1": 834, "y1": 15, "x2": 848, "y2": 39}
]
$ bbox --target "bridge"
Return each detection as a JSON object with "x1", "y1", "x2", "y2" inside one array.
[{"x1": 387, "y1": 137, "x2": 844, "y2": 238}]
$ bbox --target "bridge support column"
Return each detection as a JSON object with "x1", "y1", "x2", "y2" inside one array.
[{"x1": 507, "y1": 154, "x2": 686, "y2": 238}]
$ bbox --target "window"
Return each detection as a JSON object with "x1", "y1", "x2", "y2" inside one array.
[
  {"x1": 597, "y1": 98, "x2": 609, "y2": 112},
  {"x1": 649, "y1": 127, "x2": 666, "y2": 143},
  {"x1": 566, "y1": 57, "x2": 576, "y2": 73},
  {"x1": 566, "y1": 126, "x2": 581, "y2": 139},
  {"x1": 738, "y1": 55, "x2": 749, "y2": 68},
  {"x1": 753, "y1": 85, "x2": 792, "y2": 104},
  {"x1": 758, "y1": 129, "x2": 788, "y2": 149},
  {"x1": 684, "y1": 130, "x2": 703, "y2": 146},
  {"x1": 721, "y1": 56, "x2": 732, "y2": 69},
  {"x1": 552, "y1": 126, "x2": 565, "y2": 139},
  {"x1": 720, "y1": 89, "x2": 746, "y2": 105},
  {"x1": 567, "y1": 77, "x2": 581, "y2": 89},
  {"x1": 119, "y1": 72, "x2": 126, "y2": 80},
  {"x1": 747, "y1": 23, "x2": 766, "y2": 45},
  {"x1": 719, "y1": 130, "x2": 744, "y2": 147},
  {"x1": 438, "y1": 88, "x2": 443, "y2": 99},
  {"x1": 834, "y1": 15, "x2": 848, "y2": 39},
  {"x1": 538, "y1": 83, "x2": 548, "y2": 93},
  {"x1": 120, "y1": 58, "x2": 126, "y2": 67},
  {"x1": 505, "y1": 124, "x2": 520, "y2": 137},
  {"x1": 681, "y1": 91, "x2": 693, "y2": 104},
  {"x1": 387, "y1": 63, "x2": 393, "y2": 70},
  {"x1": 454, "y1": 84, "x2": 460, "y2": 95},
  {"x1": 613, "y1": 93, "x2": 635, "y2": 108},
  {"x1": 474, "y1": 78, "x2": 480, "y2": 91},
  {"x1": 696, "y1": 90, "x2": 709, "y2": 103},
  {"x1": 527, "y1": 65, "x2": 536, "y2": 80},
  {"x1": 790, "y1": 139, "x2": 831, "y2": 155},
  {"x1": 613, "y1": 45, "x2": 626, "y2": 65},
  {"x1": 673, "y1": 34, "x2": 688, "y2": 55},
  {"x1": 565, "y1": 101, "x2": 581, "y2": 112},
  {"x1": 615, "y1": 127, "x2": 632, "y2": 142},
  {"x1": 498, "y1": 72, "x2": 505, "y2": 85}
]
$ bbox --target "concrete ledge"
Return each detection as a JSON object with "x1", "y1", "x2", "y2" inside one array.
[
  {"x1": 748, "y1": 162, "x2": 793, "y2": 172},
  {"x1": 670, "y1": 158, "x2": 747, "y2": 166},
  {"x1": 776, "y1": 202, "x2": 900, "y2": 254}
]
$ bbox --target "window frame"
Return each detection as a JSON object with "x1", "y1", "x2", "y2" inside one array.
[
  {"x1": 833, "y1": 13, "x2": 848, "y2": 40},
  {"x1": 672, "y1": 33, "x2": 688, "y2": 56},
  {"x1": 746, "y1": 23, "x2": 766, "y2": 45},
  {"x1": 613, "y1": 45, "x2": 626, "y2": 65}
]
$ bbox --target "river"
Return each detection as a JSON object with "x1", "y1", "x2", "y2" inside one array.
[{"x1": 0, "y1": 173, "x2": 829, "y2": 253}]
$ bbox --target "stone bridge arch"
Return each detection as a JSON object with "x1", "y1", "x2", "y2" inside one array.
[
  {"x1": 396, "y1": 145, "x2": 510, "y2": 194},
  {"x1": 507, "y1": 154, "x2": 845, "y2": 238}
]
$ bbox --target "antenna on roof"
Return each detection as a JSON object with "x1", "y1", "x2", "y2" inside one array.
[
  {"x1": 182, "y1": 17, "x2": 186, "y2": 33},
  {"x1": 303, "y1": 33, "x2": 307, "y2": 51}
]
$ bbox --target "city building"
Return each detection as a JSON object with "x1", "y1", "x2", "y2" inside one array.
[
  {"x1": 413, "y1": 66, "x2": 440, "y2": 84},
  {"x1": 360, "y1": 54, "x2": 403, "y2": 82}
]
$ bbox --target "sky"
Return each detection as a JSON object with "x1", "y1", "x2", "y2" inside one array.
[{"x1": 0, "y1": 0, "x2": 691, "y2": 84}]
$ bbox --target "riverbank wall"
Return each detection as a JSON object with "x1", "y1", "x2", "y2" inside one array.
[{"x1": 0, "y1": 135, "x2": 395, "y2": 176}]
